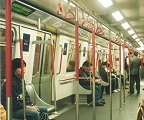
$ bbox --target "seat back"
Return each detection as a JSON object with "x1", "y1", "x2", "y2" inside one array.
[{"x1": 26, "y1": 84, "x2": 56, "y2": 113}]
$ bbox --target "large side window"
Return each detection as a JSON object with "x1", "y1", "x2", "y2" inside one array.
[
  {"x1": 66, "y1": 43, "x2": 81, "y2": 72},
  {"x1": 0, "y1": 27, "x2": 14, "y2": 80},
  {"x1": 33, "y1": 36, "x2": 42, "y2": 76},
  {"x1": 43, "y1": 44, "x2": 52, "y2": 74}
]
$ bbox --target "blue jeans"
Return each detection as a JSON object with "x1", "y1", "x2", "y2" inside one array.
[{"x1": 13, "y1": 106, "x2": 49, "y2": 120}]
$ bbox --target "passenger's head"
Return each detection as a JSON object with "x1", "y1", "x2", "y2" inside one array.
[
  {"x1": 67, "y1": 61, "x2": 75, "y2": 72},
  {"x1": 82, "y1": 61, "x2": 92, "y2": 71},
  {"x1": 12, "y1": 58, "x2": 26, "y2": 78},
  {"x1": 101, "y1": 62, "x2": 107, "y2": 67},
  {"x1": 128, "y1": 51, "x2": 133, "y2": 57},
  {"x1": 133, "y1": 51, "x2": 138, "y2": 56}
]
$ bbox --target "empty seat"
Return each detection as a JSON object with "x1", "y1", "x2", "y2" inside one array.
[{"x1": 26, "y1": 84, "x2": 56, "y2": 114}]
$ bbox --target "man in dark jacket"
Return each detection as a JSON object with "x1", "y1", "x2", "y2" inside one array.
[
  {"x1": 130, "y1": 51, "x2": 141, "y2": 94},
  {"x1": 2, "y1": 58, "x2": 49, "y2": 120},
  {"x1": 79, "y1": 61, "x2": 104, "y2": 106}
]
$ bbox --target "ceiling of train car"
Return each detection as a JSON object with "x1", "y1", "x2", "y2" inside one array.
[{"x1": 0, "y1": 0, "x2": 144, "y2": 49}]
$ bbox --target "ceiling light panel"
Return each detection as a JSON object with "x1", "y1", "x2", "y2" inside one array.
[
  {"x1": 138, "y1": 41, "x2": 143, "y2": 46},
  {"x1": 112, "y1": 11, "x2": 123, "y2": 21},
  {"x1": 121, "y1": 22, "x2": 130, "y2": 29},
  {"x1": 132, "y1": 34, "x2": 138, "y2": 39},
  {"x1": 135, "y1": 38, "x2": 140, "y2": 42},
  {"x1": 128, "y1": 29, "x2": 134, "y2": 35},
  {"x1": 98, "y1": 0, "x2": 113, "y2": 8}
]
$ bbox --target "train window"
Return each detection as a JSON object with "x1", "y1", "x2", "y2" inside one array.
[
  {"x1": 43, "y1": 44, "x2": 52, "y2": 74},
  {"x1": 0, "y1": 27, "x2": 14, "y2": 80},
  {"x1": 0, "y1": 46, "x2": 6, "y2": 79},
  {"x1": 32, "y1": 36, "x2": 42, "y2": 76},
  {"x1": 66, "y1": 43, "x2": 81, "y2": 72},
  {"x1": 0, "y1": 28, "x2": 14, "y2": 42}
]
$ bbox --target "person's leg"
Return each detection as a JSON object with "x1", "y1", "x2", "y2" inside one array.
[
  {"x1": 130, "y1": 75, "x2": 134, "y2": 93},
  {"x1": 13, "y1": 109, "x2": 40, "y2": 120},
  {"x1": 135, "y1": 74, "x2": 140, "y2": 93},
  {"x1": 38, "y1": 106, "x2": 49, "y2": 120}
]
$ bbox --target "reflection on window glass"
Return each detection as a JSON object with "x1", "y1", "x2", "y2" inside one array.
[
  {"x1": 0, "y1": 28, "x2": 14, "y2": 80},
  {"x1": 33, "y1": 36, "x2": 42, "y2": 76},
  {"x1": 43, "y1": 44, "x2": 52, "y2": 74},
  {"x1": 0, "y1": 46, "x2": 6, "y2": 79},
  {"x1": 66, "y1": 43, "x2": 81, "y2": 72},
  {"x1": 0, "y1": 28, "x2": 14, "y2": 42}
]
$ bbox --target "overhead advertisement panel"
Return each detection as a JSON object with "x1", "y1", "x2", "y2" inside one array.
[{"x1": 12, "y1": 1, "x2": 35, "y2": 16}]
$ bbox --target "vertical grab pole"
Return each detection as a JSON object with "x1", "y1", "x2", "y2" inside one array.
[
  {"x1": 51, "y1": 36, "x2": 57, "y2": 111},
  {"x1": 128, "y1": 49, "x2": 131, "y2": 96},
  {"x1": 119, "y1": 39, "x2": 122, "y2": 109},
  {"x1": 122, "y1": 44, "x2": 126, "y2": 104},
  {"x1": 109, "y1": 39, "x2": 113, "y2": 120},
  {"x1": 5, "y1": 0, "x2": 12, "y2": 119},
  {"x1": 75, "y1": 6, "x2": 79, "y2": 120},
  {"x1": 19, "y1": 37, "x2": 26, "y2": 120},
  {"x1": 92, "y1": 20, "x2": 96, "y2": 120}
]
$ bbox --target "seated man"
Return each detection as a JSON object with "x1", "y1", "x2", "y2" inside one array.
[
  {"x1": 2, "y1": 58, "x2": 49, "y2": 120},
  {"x1": 79, "y1": 60, "x2": 105, "y2": 106},
  {"x1": 99, "y1": 62, "x2": 117, "y2": 94}
]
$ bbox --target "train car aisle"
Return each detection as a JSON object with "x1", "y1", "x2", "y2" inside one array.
[{"x1": 55, "y1": 81, "x2": 144, "y2": 120}]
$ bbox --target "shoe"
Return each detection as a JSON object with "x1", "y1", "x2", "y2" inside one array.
[
  {"x1": 95, "y1": 102, "x2": 104, "y2": 106},
  {"x1": 101, "y1": 81, "x2": 109, "y2": 86},
  {"x1": 101, "y1": 99, "x2": 105, "y2": 102},
  {"x1": 100, "y1": 100, "x2": 106, "y2": 104},
  {"x1": 128, "y1": 91, "x2": 134, "y2": 94},
  {"x1": 113, "y1": 90, "x2": 118, "y2": 93}
]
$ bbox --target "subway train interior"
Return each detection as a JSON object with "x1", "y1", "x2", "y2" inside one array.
[{"x1": 1, "y1": 0, "x2": 144, "y2": 120}]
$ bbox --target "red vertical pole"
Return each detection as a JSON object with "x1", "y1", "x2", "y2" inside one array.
[
  {"x1": 5, "y1": 0, "x2": 12, "y2": 97},
  {"x1": 75, "y1": 22, "x2": 79, "y2": 80},
  {"x1": 92, "y1": 29, "x2": 95, "y2": 77},
  {"x1": 5, "y1": 0, "x2": 12, "y2": 119},
  {"x1": 19, "y1": 39, "x2": 24, "y2": 79},
  {"x1": 75, "y1": 7, "x2": 79, "y2": 120},
  {"x1": 109, "y1": 40, "x2": 113, "y2": 73}
]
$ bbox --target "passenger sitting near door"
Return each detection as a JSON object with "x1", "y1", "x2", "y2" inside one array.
[
  {"x1": 99, "y1": 62, "x2": 117, "y2": 94},
  {"x1": 2, "y1": 58, "x2": 49, "y2": 120},
  {"x1": 79, "y1": 61, "x2": 105, "y2": 106}
]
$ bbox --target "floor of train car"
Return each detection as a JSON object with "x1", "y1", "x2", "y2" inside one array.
[{"x1": 55, "y1": 81, "x2": 144, "y2": 120}]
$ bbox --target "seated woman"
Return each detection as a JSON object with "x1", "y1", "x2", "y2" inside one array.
[
  {"x1": 2, "y1": 58, "x2": 49, "y2": 120},
  {"x1": 79, "y1": 61, "x2": 105, "y2": 106}
]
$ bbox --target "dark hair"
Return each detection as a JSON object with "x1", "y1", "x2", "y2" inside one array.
[
  {"x1": 134, "y1": 51, "x2": 138, "y2": 56},
  {"x1": 101, "y1": 62, "x2": 107, "y2": 66},
  {"x1": 12, "y1": 58, "x2": 26, "y2": 74},
  {"x1": 82, "y1": 61, "x2": 92, "y2": 67}
]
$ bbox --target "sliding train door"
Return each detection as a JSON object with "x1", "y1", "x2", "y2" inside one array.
[{"x1": 32, "y1": 32, "x2": 53, "y2": 104}]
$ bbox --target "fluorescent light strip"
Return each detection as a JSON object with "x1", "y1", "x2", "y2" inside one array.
[
  {"x1": 63, "y1": 0, "x2": 75, "y2": 7},
  {"x1": 102, "y1": 25, "x2": 109, "y2": 30},
  {"x1": 98, "y1": 0, "x2": 113, "y2": 8},
  {"x1": 138, "y1": 41, "x2": 143, "y2": 46},
  {"x1": 121, "y1": 22, "x2": 130, "y2": 29},
  {"x1": 135, "y1": 38, "x2": 140, "y2": 42},
  {"x1": 128, "y1": 29, "x2": 134, "y2": 35},
  {"x1": 112, "y1": 11, "x2": 123, "y2": 21},
  {"x1": 132, "y1": 34, "x2": 138, "y2": 39}
]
